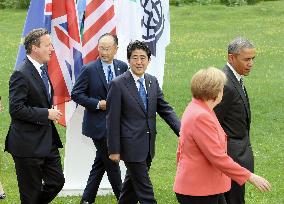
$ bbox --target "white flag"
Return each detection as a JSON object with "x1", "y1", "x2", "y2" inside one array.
[{"x1": 115, "y1": 0, "x2": 170, "y2": 86}]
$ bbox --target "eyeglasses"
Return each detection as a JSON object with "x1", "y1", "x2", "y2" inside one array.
[{"x1": 98, "y1": 46, "x2": 115, "y2": 52}]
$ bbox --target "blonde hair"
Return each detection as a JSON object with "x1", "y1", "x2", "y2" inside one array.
[{"x1": 191, "y1": 67, "x2": 227, "y2": 101}]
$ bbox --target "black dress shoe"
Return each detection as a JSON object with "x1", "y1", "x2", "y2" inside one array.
[{"x1": 0, "y1": 193, "x2": 6, "y2": 199}]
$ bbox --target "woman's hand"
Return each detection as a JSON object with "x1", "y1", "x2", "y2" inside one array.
[{"x1": 248, "y1": 173, "x2": 271, "y2": 192}]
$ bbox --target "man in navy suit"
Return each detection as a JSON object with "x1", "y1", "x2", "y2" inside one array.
[
  {"x1": 214, "y1": 37, "x2": 256, "y2": 204},
  {"x1": 107, "y1": 41, "x2": 180, "y2": 204},
  {"x1": 5, "y1": 28, "x2": 64, "y2": 203},
  {"x1": 71, "y1": 33, "x2": 128, "y2": 204}
]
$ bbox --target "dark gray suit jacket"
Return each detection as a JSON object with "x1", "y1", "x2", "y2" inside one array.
[
  {"x1": 106, "y1": 70, "x2": 180, "y2": 162},
  {"x1": 71, "y1": 59, "x2": 128, "y2": 140},
  {"x1": 214, "y1": 65, "x2": 254, "y2": 172},
  {"x1": 5, "y1": 58, "x2": 62, "y2": 157}
]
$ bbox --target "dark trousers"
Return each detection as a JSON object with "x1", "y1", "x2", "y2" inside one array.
[
  {"x1": 119, "y1": 158, "x2": 156, "y2": 204},
  {"x1": 224, "y1": 181, "x2": 245, "y2": 204},
  {"x1": 82, "y1": 138, "x2": 122, "y2": 203},
  {"x1": 13, "y1": 144, "x2": 65, "y2": 204},
  {"x1": 176, "y1": 193, "x2": 227, "y2": 204}
]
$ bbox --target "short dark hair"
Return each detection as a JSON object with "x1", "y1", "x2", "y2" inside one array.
[
  {"x1": 98, "y1": 33, "x2": 118, "y2": 45},
  {"x1": 127, "y1": 40, "x2": 151, "y2": 60},
  {"x1": 24, "y1": 28, "x2": 49, "y2": 54}
]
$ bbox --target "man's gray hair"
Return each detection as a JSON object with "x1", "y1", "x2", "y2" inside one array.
[{"x1": 228, "y1": 37, "x2": 254, "y2": 54}]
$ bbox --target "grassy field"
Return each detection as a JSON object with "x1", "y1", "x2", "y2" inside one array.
[{"x1": 0, "y1": 1, "x2": 284, "y2": 203}]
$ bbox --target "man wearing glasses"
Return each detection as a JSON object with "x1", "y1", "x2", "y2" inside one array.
[{"x1": 71, "y1": 33, "x2": 128, "y2": 204}]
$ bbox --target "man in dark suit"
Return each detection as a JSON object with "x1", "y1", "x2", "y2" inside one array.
[
  {"x1": 71, "y1": 33, "x2": 128, "y2": 204},
  {"x1": 214, "y1": 37, "x2": 256, "y2": 204},
  {"x1": 5, "y1": 28, "x2": 64, "y2": 204},
  {"x1": 107, "y1": 40, "x2": 180, "y2": 204}
]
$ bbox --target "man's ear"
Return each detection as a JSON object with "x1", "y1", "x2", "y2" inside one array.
[
  {"x1": 228, "y1": 54, "x2": 234, "y2": 63},
  {"x1": 114, "y1": 46, "x2": 118, "y2": 54},
  {"x1": 31, "y1": 44, "x2": 38, "y2": 53}
]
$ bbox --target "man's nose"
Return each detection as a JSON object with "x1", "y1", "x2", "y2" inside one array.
[
  {"x1": 136, "y1": 58, "x2": 142, "y2": 64},
  {"x1": 248, "y1": 59, "x2": 254, "y2": 66}
]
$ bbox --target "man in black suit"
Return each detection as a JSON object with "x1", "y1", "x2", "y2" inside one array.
[
  {"x1": 5, "y1": 28, "x2": 64, "y2": 204},
  {"x1": 71, "y1": 33, "x2": 128, "y2": 204},
  {"x1": 107, "y1": 40, "x2": 180, "y2": 204},
  {"x1": 214, "y1": 37, "x2": 256, "y2": 204}
]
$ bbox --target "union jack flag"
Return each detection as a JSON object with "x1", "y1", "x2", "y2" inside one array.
[{"x1": 15, "y1": 0, "x2": 83, "y2": 126}]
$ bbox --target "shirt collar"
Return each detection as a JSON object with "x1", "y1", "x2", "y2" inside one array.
[
  {"x1": 227, "y1": 62, "x2": 242, "y2": 82},
  {"x1": 101, "y1": 60, "x2": 113, "y2": 68},
  {"x1": 27, "y1": 55, "x2": 44, "y2": 75},
  {"x1": 129, "y1": 69, "x2": 145, "y2": 82}
]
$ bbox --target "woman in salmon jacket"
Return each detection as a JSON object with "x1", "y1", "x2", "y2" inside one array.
[{"x1": 173, "y1": 67, "x2": 271, "y2": 204}]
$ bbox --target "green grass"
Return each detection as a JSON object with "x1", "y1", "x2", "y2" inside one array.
[{"x1": 1, "y1": 1, "x2": 284, "y2": 203}]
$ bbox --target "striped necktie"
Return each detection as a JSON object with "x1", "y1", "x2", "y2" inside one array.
[
  {"x1": 138, "y1": 78, "x2": 147, "y2": 110},
  {"x1": 107, "y1": 65, "x2": 113, "y2": 83}
]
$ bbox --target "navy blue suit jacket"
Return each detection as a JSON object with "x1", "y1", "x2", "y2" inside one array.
[
  {"x1": 71, "y1": 59, "x2": 128, "y2": 140},
  {"x1": 107, "y1": 70, "x2": 180, "y2": 162},
  {"x1": 5, "y1": 58, "x2": 62, "y2": 157}
]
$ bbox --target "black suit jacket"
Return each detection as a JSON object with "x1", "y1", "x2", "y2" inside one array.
[
  {"x1": 214, "y1": 65, "x2": 254, "y2": 172},
  {"x1": 107, "y1": 70, "x2": 180, "y2": 162},
  {"x1": 71, "y1": 59, "x2": 128, "y2": 140},
  {"x1": 5, "y1": 58, "x2": 62, "y2": 157}
]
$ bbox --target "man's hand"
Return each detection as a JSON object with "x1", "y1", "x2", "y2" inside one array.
[
  {"x1": 48, "y1": 108, "x2": 63, "y2": 121},
  {"x1": 109, "y1": 154, "x2": 120, "y2": 163},
  {"x1": 99, "y1": 100, "x2": 107, "y2": 110},
  {"x1": 248, "y1": 173, "x2": 271, "y2": 192}
]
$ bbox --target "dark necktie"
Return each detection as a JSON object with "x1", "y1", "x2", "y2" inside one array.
[
  {"x1": 107, "y1": 65, "x2": 113, "y2": 83},
  {"x1": 239, "y1": 77, "x2": 247, "y2": 97},
  {"x1": 40, "y1": 66, "x2": 50, "y2": 100},
  {"x1": 240, "y1": 78, "x2": 245, "y2": 91},
  {"x1": 138, "y1": 78, "x2": 147, "y2": 110}
]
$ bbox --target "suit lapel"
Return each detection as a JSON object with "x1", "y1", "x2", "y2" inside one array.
[
  {"x1": 28, "y1": 60, "x2": 51, "y2": 105},
  {"x1": 97, "y1": 61, "x2": 108, "y2": 90},
  {"x1": 123, "y1": 71, "x2": 147, "y2": 114},
  {"x1": 113, "y1": 59, "x2": 125, "y2": 77},
  {"x1": 45, "y1": 64, "x2": 54, "y2": 105},
  {"x1": 225, "y1": 66, "x2": 250, "y2": 120},
  {"x1": 145, "y1": 74, "x2": 153, "y2": 115}
]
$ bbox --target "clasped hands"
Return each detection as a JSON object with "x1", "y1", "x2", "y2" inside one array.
[
  {"x1": 109, "y1": 154, "x2": 120, "y2": 163},
  {"x1": 48, "y1": 108, "x2": 62, "y2": 121}
]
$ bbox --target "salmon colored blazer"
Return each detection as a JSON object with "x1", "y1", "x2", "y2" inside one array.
[{"x1": 174, "y1": 98, "x2": 251, "y2": 196}]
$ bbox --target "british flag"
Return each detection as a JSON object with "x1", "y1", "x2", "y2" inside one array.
[{"x1": 15, "y1": 0, "x2": 83, "y2": 126}]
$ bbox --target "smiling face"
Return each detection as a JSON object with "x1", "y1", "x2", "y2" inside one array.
[
  {"x1": 32, "y1": 34, "x2": 54, "y2": 64},
  {"x1": 228, "y1": 48, "x2": 256, "y2": 76},
  {"x1": 128, "y1": 49, "x2": 150, "y2": 77}
]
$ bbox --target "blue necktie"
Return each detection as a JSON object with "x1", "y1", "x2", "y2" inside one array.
[
  {"x1": 138, "y1": 78, "x2": 147, "y2": 110},
  {"x1": 40, "y1": 66, "x2": 50, "y2": 100},
  {"x1": 107, "y1": 65, "x2": 113, "y2": 83}
]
